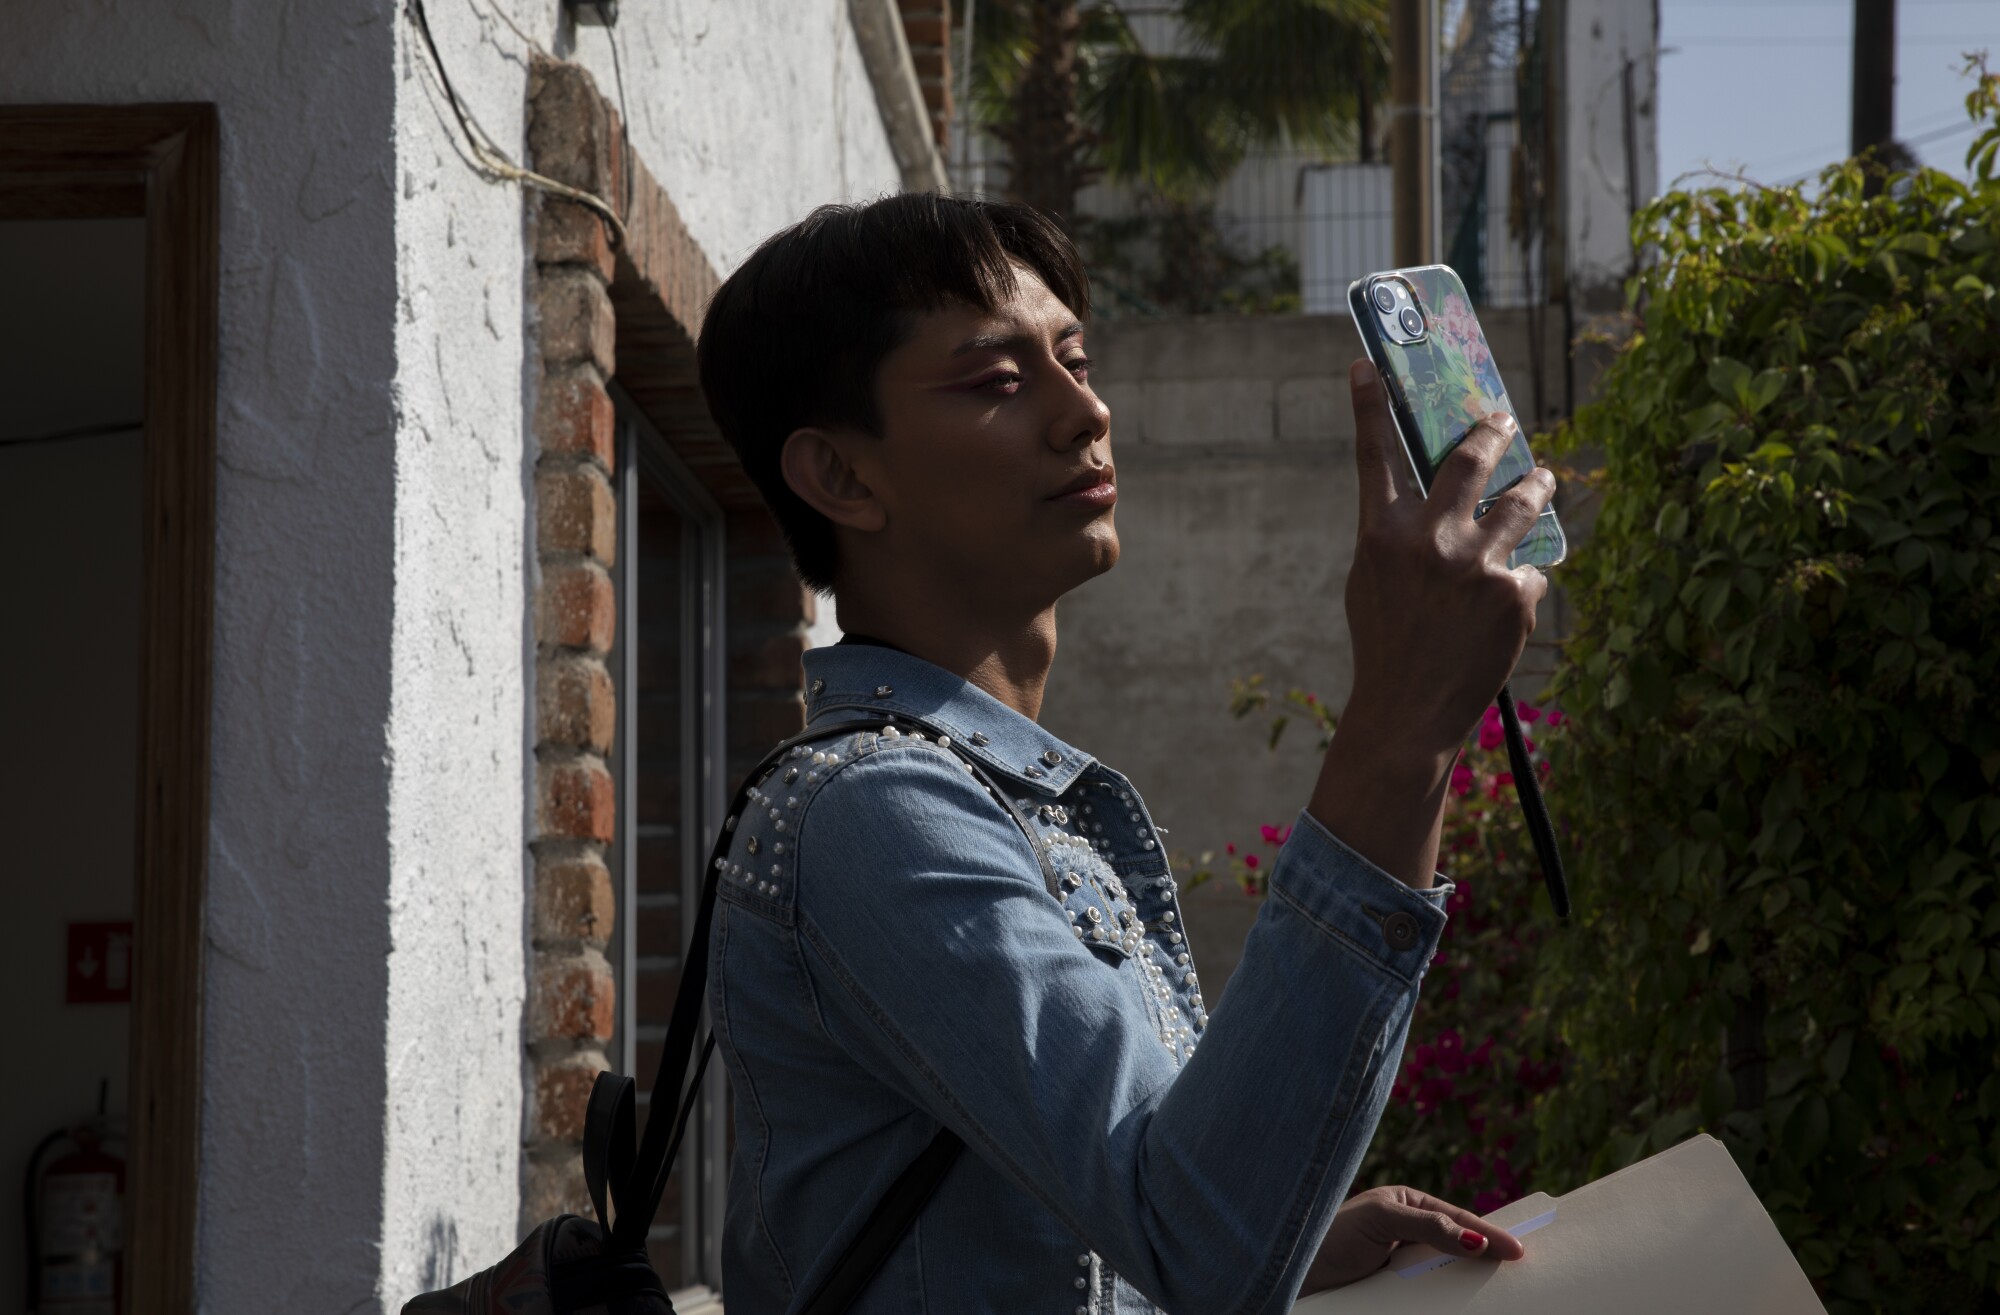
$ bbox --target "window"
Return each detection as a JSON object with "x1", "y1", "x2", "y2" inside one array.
[{"x1": 608, "y1": 390, "x2": 729, "y2": 1292}]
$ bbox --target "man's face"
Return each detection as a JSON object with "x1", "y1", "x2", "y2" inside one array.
[{"x1": 846, "y1": 267, "x2": 1118, "y2": 607}]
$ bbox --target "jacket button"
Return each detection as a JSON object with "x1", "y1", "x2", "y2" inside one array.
[
  {"x1": 1042, "y1": 749, "x2": 1064, "y2": 766},
  {"x1": 1383, "y1": 911, "x2": 1420, "y2": 951}
]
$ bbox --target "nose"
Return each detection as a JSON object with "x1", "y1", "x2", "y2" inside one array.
[{"x1": 1047, "y1": 366, "x2": 1110, "y2": 454}]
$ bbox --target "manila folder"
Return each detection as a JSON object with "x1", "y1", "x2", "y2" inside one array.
[{"x1": 1295, "y1": 1135, "x2": 1824, "y2": 1314}]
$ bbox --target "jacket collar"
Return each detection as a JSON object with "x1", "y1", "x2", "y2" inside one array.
[{"x1": 802, "y1": 643, "x2": 1094, "y2": 795}]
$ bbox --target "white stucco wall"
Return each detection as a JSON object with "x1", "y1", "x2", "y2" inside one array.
[
  {"x1": 4, "y1": 1, "x2": 527, "y2": 1307},
  {"x1": 565, "y1": 0, "x2": 906, "y2": 271},
  {"x1": 8, "y1": 0, "x2": 903, "y2": 1306},
  {"x1": 383, "y1": 0, "x2": 539, "y2": 1299}
]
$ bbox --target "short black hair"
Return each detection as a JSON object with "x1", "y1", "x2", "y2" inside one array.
[{"x1": 697, "y1": 193, "x2": 1090, "y2": 594}]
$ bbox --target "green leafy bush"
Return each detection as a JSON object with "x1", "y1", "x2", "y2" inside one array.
[{"x1": 1535, "y1": 65, "x2": 2000, "y2": 1311}]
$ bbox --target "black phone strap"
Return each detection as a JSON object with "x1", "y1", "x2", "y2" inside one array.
[{"x1": 1496, "y1": 685, "x2": 1570, "y2": 920}]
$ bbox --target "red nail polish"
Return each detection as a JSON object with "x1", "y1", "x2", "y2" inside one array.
[{"x1": 1460, "y1": 1230, "x2": 1486, "y2": 1252}]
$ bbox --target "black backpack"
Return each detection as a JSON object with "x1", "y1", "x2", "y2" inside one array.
[{"x1": 403, "y1": 716, "x2": 1045, "y2": 1314}]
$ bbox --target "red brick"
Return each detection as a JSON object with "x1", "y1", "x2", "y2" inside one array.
[
  {"x1": 636, "y1": 963, "x2": 682, "y2": 1021},
  {"x1": 537, "y1": 655, "x2": 617, "y2": 753},
  {"x1": 636, "y1": 631, "x2": 681, "y2": 692},
  {"x1": 530, "y1": 951, "x2": 616, "y2": 1042},
  {"x1": 636, "y1": 835, "x2": 679, "y2": 898},
  {"x1": 523, "y1": 1153, "x2": 591, "y2": 1221},
  {"x1": 537, "y1": 196, "x2": 618, "y2": 281},
  {"x1": 538, "y1": 465, "x2": 617, "y2": 566},
  {"x1": 636, "y1": 900, "x2": 681, "y2": 958},
  {"x1": 729, "y1": 557, "x2": 814, "y2": 624},
  {"x1": 537, "y1": 367, "x2": 615, "y2": 470},
  {"x1": 902, "y1": 15, "x2": 946, "y2": 47},
  {"x1": 531, "y1": 1054, "x2": 605, "y2": 1142},
  {"x1": 726, "y1": 509, "x2": 793, "y2": 558},
  {"x1": 729, "y1": 628, "x2": 807, "y2": 689},
  {"x1": 528, "y1": 56, "x2": 616, "y2": 195},
  {"x1": 728, "y1": 695, "x2": 806, "y2": 754},
  {"x1": 534, "y1": 851, "x2": 614, "y2": 947},
  {"x1": 636, "y1": 765, "x2": 682, "y2": 828},
  {"x1": 540, "y1": 757, "x2": 616, "y2": 842},
  {"x1": 539, "y1": 561, "x2": 616, "y2": 653},
  {"x1": 538, "y1": 267, "x2": 616, "y2": 375}
]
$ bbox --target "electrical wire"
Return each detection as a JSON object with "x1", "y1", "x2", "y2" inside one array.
[{"x1": 403, "y1": 0, "x2": 628, "y2": 250}]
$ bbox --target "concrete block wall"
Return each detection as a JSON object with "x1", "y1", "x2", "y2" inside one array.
[{"x1": 1042, "y1": 310, "x2": 1578, "y2": 995}]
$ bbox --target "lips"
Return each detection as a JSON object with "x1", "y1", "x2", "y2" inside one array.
[{"x1": 1050, "y1": 466, "x2": 1115, "y2": 499}]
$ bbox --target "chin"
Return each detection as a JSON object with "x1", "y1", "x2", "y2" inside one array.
[{"x1": 1068, "y1": 520, "x2": 1120, "y2": 583}]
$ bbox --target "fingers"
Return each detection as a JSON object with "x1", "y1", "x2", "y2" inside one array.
[
  {"x1": 1399, "y1": 1191, "x2": 1527, "y2": 1261},
  {"x1": 1475, "y1": 467, "x2": 1559, "y2": 564},
  {"x1": 1349, "y1": 360, "x2": 1417, "y2": 524},
  {"x1": 1430, "y1": 412, "x2": 1519, "y2": 520}
]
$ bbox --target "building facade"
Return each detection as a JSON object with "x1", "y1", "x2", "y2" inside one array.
[{"x1": 1, "y1": 2, "x2": 950, "y2": 1309}]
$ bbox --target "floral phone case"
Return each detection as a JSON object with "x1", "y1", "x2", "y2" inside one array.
[{"x1": 1347, "y1": 265, "x2": 1566, "y2": 570}]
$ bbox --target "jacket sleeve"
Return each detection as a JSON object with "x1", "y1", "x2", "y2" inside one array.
[{"x1": 791, "y1": 743, "x2": 1450, "y2": 1315}]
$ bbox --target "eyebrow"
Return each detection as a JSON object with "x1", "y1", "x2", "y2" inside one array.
[{"x1": 948, "y1": 322, "x2": 1086, "y2": 357}]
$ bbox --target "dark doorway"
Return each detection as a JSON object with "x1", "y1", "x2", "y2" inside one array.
[{"x1": 0, "y1": 105, "x2": 217, "y2": 1315}]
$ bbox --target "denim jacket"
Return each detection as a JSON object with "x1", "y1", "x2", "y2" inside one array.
[{"x1": 708, "y1": 644, "x2": 1451, "y2": 1314}]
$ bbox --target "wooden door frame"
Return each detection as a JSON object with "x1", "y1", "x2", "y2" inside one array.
[{"x1": 0, "y1": 104, "x2": 218, "y2": 1315}]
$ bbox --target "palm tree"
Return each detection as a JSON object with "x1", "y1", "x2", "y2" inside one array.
[{"x1": 967, "y1": 0, "x2": 1390, "y2": 225}]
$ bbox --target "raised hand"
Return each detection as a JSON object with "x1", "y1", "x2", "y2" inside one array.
[{"x1": 1305, "y1": 360, "x2": 1555, "y2": 887}]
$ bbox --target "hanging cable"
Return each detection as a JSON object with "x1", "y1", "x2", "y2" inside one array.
[{"x1": 403, "y1": 0, "x2": 628, "y2": 250}]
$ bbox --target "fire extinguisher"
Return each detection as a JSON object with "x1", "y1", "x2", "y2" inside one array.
[{"x1": 25, "y1": 1081, "x2": 124, "y2": 1315}]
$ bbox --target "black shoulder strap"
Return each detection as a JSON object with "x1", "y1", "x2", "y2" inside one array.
[{"x1": 610, "y1": 713, "x2": 1038, "y2": 1310}]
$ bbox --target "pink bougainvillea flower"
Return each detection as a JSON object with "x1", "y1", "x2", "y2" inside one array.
[
  {"x1": 1259, "y1": 823, "x2": 1294, "y2": 846},
  {"x1": 1225, "y1": 842, "x2": 1236, "y2": 855},
  {"x1": 1545, "y1": 707, "x2": 1567, "y2": 728},
  {"x1": 1304, "y1": 693, "x2": 1317, "y2": 705},
  {"x1": 1516, "y1": 702, "x2": 1541, "y2": 724},
  {"x1": 1450, "y1": 762, "x2": 1475, "y2": 797},
  {"x1": 1243, "y1": 853, "x2": 1259, "y2": 869},
  {"x1": 1472, "y1": 1189, "x2": 1510, "y2": 1215},
  {"x1": 1482, "y1": 704, "x2": 1503, "y2": 728},
  {"x1": 1536, "y1": 759, "x2": 1552, "y2": 780},
  {"x1": 1478, "y1": 721, "x2": 1505, "y2": 751},
  {"x1": 1522, "y1": 736, "x2": 1536, "y2": 755}
]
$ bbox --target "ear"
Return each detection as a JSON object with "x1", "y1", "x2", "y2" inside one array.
[{"x1": 780, "y1": 427, "x2": 888, "y2": 534}]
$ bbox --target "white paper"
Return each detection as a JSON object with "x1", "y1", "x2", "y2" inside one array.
[{"x1": 1295, "y1": 1136, "x2": 1826, "y2": 1314}]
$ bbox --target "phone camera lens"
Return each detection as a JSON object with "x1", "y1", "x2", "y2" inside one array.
[
  {"x1": 1372, "y1": 283, "x2": 1397, "y2": 313},
  {"x1": 1398, "y1": 306, "x2": 1424, "y2": 337}
]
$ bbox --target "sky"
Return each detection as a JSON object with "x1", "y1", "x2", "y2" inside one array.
[{"x1": 1658, "y1": 0, "x2": 2000, "y2": 189}]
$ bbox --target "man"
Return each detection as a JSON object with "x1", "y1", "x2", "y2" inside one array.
[{"x1": 695, "y1": 194, "x2": 1549, "y2": 1313}]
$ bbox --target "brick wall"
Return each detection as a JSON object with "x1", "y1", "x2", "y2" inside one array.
[
  {"x1": 522, "y1": 56, "x2": 816, "y2": 1268},
  {"x1": 900, "y1": 0, "x2": 952, "y2": 151},
  {"x1": 522, "y1": 57, "x2": 625, "y2": 1227}
]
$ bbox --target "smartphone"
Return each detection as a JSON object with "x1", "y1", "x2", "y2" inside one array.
[{"x1": 1347, "y1": 265, "x2": 1566, "y2": 570}]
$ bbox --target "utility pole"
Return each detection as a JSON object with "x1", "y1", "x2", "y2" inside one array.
[
  {"x1": 1391, "y1": 0, "x2": 1436, "y2": 267},
  {"x1": 1850, "y1": 0, "x2": 1895, "y2": 157}
]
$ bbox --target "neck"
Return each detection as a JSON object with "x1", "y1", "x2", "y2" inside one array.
[{"x1": 834, "y1": 582, "x2": 1059, "y2": 722}]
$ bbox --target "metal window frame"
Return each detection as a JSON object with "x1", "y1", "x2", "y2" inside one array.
[{"x1": 610, "y1": 385, "x2": 729, "y2": 1288}]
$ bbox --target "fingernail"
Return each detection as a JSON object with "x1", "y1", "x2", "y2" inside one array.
[
  {"x1": 1460, "y1": 1230, "x2": 1487, "y2": 1253},
  {"x1": 1499, "y1": 413, "x2": 1518, "y2": 434}
]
